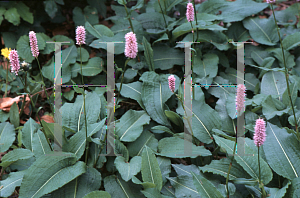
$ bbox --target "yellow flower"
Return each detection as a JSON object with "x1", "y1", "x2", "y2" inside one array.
[{"x1": 1, "y1": 48, "x2": 11, "y2": 60}]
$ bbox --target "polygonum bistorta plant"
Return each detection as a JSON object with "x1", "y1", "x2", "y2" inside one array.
[
  {"x1": 124, "y1": 32, "x2": 138, "y2": 59},
  {"x1": 29, "y1": 31, "x2": 39, "y2": 58}
]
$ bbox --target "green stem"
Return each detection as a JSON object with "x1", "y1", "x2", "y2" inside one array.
[
  {"x1": 79, "y1": 45, "x2": 89, "y2": 164},
  {"x1": 158, "y1": 0, "x2": 171, "y2": 42},
  {"x1": 36, "y1": 58, "x2": 53, "y2": 112},
  {"x1": 190, "y1": 21, "x2": 195, "y2": 99},
  {"x1": 116, "y1": 59, "x2": 129, "y2": 105},
  {"x1": 226, "y1": 120, "x2": 238, "y2": 198},
  {"x1": 270, "y1": 4, "x2": 299, "y2": 143},
  {"x1": 4, "y1": 59, "x2": 8, "y2": 97},
  {"x1": 19, "y1": 72, "x2": 27, "y2": 117},
  {"x1": 258, "y1": 146, "x2": 267, "y2": 198},
  {"x1": 19, "y1": 73, "x2": 53, "y2": 150}
]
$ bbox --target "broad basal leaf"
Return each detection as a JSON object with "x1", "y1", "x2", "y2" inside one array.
[
  {"x1": 115, "y1": 156, "x2": 142, "y2": 182},
  {"x1": 0, "y1": 122, "x2": 15, "y2": 152}
]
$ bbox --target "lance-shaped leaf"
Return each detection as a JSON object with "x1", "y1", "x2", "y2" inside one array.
[
  {"x1": 213, "y1": 135, "x2": 273, "y2": 185},
  {"x1": 0, "y1": 148, "x2": 33, "y2": 168},
  {"x1": 191, "y1": 171, "x2": 223, "y2": 198},
  {"x1": 0, "y1": 122, "x2": 15, "y2": 153},
  {"x1": 157, "y1": 137, "x2": 211, "y2": 158},
  {"x1": 267, "y1": 179, "x2": 290, "y2": 198},
  {"x1": 143, "y1": 36, "x2": 154, "y2": 71},
  {"x1": 166, "y1": 176, "x2": 200, "y2": 198},
  {"x1": 63, "y1": 118, "x2": 106, "y2": 160},
  {"x1": 141, "y1": 72, "x2": 179, "y2": 127},
  {"x1": 115, "y1": 156, "x2": 142, "y2": 182},
  {"x1": 261, "y1": 71, "x2": 286, "y2": 101},
  {"x1": 32, "y1": 130, "x2": 51, "y2": 158},
  {"x1": 19, "y1": 152, "x2": 86, "y2": 198},
  {"x1": 0, "y1": 170, "x2": 25, "y2": 197},
  {"x1": 116, "y1": 81, "x2": 145, "y2": 109},
  {"x1": 49, "y1": 167, "x2": 102, "y2": 198},
  {"x1": 141, "y1": 146, "x2": 163, "y2": 191},
  {"x1": 83, "y1": 191, "x2": 111, "y2": 198},
  {"x1": 115, "y1": 110, "x2": 150, "y2": 142},
  {"x1": 263, "y1": 123, "x2": 300, "y2": 180},
  {"x1": 21, "y1": 118, "x2": 40, "y2": 152}
]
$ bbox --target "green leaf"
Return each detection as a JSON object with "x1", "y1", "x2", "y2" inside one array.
[
  {"x1": 198, "y1": 0, "x2": 268, "y2": 23},
  {"x1": 157, "y1": 137, "x2": 212, "y2": 158},
  {"x1": 192, "y1": 99, "x2": 222, "y2": 144},
  {"x1": 262, "y1": 95, "x2": 289, "y2": 120},
  {"x1": 83, "y1": 191, "x2": 111, "y2": 198},
  {"x1": 15, "y1": 2, "x2": 33, "y2": 24},
  {"x1": 263, "y1": 123, "x2": 300, "y2": 180},
  {"x1": 76, "y1": 47, "x2": 89, "y2": 62},
  {"x1": 157, "y1": 156, "x2": 171, "y2": 185},
  {"x1": 0, "y1": 122, "x2": 15, "y2": 152},
  {"x1": 52, "y1": 35, "x2": 74, "y2": 45},
  {"x1": 21, "y1": 118, "x2": 40, "y2": 152},
  {"x1": 41, "y1": 120, "x2": 66, "y2": 149},
  {"x1": 16, "y1": 35, "x2": 35, "y2": 63},
  {"x1": 199, "y1": 158, "x2": 251, "y2": 181},
  {"x1": 61, "y1": 92, "x2": 101, "y2": 133},
  {"x1": 44, "y1": 0, "x2": 58, "y2": 18},
  {"x1": 166, "y1": 175, "x2": 200, "y2": 198},
  {"x1": 141, "y1": 146, "x2": 163, "y2": 191},
  {"x1": 63, "y1": 119, "x2": 106, "y2": 160},
  {"x1": 71, "y1": 57, "x2": 103, "y2": 77},
  {"x1": 261, "y1": 71, "x2": 287, "y2": 100},
  {"x1": 141, "y1": 72, "x2": 177, "y2": 127},
  {"x1": 0, "y1": 7, "x2": 6, "y2": 25},
  {"x1": 285, "y1": 177, "x2": 300, "y2": 198},
  {"x1": 50, "y1": 167, "x2": 102, "y2": 198},
  {"x1": 9, "y1": 102, "x2": 19, "y2": 129},
  {"x1": 87, "y1": 0, "x2": 106, "y2": 18},
  {"x1": 243, "y1": 17, "x2": 279, "y2": 46},
  {"x1": 18, "y1": 153, "x2": 86, "y2": 198},
  {"x1": 73, "y1": 6, "x2": 99, "y2": 27},
  {"x1": 213, "y1": 135, "x2": 273, "y2": 185},
  {"x1": 116, "y1": 110, "x2": 151, "y2": 142},
  {"x1": 191, "y1": 171, "x2": 223, "y2": 198},
  {"x1": 0, "y1": 148, "x2": 33, "y2": 168},
  {"x1": 141, "y1": 188, "x2": 162, "y2": 198},
  {"x1": 267, "y1": 179, "x2": 290, "y2": 198},
  {"x1": 32, "y1": 130, "x2": 52, "y2": 158},
  {"x1": 131, "y1": 175, "x2": 156, "y2": 189},
  {"x1": 115, "y1": 139, "x2": 130, "y2": 162},
  {"x1": 116, "y1": 81, "x2": 145, "y2": 109},
  {"x1": 4, "y1": 7, "x2": 20, "y2": 26},
  {"x1": 117, "y1": 0, "x2": 126, "y2": 5},
  {"x1": 164, "y1": 110, "x2": 183, "y2": 130},
  {"x1": 270, "y1": 48, "x2": 295, "y2": 69},
  {"x1": 127, "y1": 130, "x2": 158, "y2": 157},
  {"x1": 0, "y1": 171, "x2": 25, "y2": 197},
  {"x1": 104, "y1": 174, "x2": 143, "y2": 197},
  {"x1": 85, "y1": 21, "x2": 114, "y2": 39},
  {"x1": 153, "y1": 45, "x2": 184, "y2": 70},
  {"x1": 143, "y1": 37, "x2": 154, "y2": 71},
  {"x1": 282, "y1": 32, "x2": 300, "y2": 50},
  {"x1": 227, "y1": 21, "x2": 250, "y2": 42},
  {"x1": 115, "y1": 156, "x2": 142, "y2": 181},
  {"x1": 151, "y1": 125, "x2": 174, "y2": 135}
]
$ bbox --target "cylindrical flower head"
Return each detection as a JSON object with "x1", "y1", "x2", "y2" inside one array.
[
  {"x1": 9, "y1": 50, "x2": 20, "y2": 75},
  {"x1": 236, "y1": 84, "x2": 246, "y2": 112},
  {"x1": 266, "y1": 0, "x2": 276, "y2": 3},
  {"x1": 76, "y1": 26, "x2": 86, "y2": 45},
  {"x1": 254, "y1": 118, "x2": 266, "y2": 147},
  {"x1": 124, "y1": 32, "x2": 138, "y2": 59},
  {"x1": 168, "y1": 75, "x2": 176, "y2": 93},
  {"x1": 29, "y1": 31, "x2": 39, "y2": 58},
  {"x1": 186, "y1": 3, "x2": 194, "y2": 22}
]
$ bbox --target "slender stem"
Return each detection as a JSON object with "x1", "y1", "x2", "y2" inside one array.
[
  {"x1": 79, "y1": 45, "x2": 89, "y2": 164},
  {"x1": 19, "y1": 73, "x2": 53, "y2": 150},
  {"x1": 226, "y1": 120, "x2": 238, "y2": 198},
  {"x1": 270, "y1": 4, "x2": 299, "y2": 143},
  {"x1": 192, "y1": 0, "x2": 198, "y2": 42},
  {"x1": 116, "y1": 59, "x2": 129, "y2": 105},
  {"x1": 4, "y1": 59, "x2": 8, "y2": 97},
  {"x1": 36, "y1": 58, "x2": 53, "y2": 113},
  {"x1": 158, "y1": 0, "x2": 171, "y2": 41},
  {"x1": 190, "y1": 21, "x2": 195, "y2": 99},
  {"x1": 19, "y1": 72, "x2": 27, "y2": 117}
]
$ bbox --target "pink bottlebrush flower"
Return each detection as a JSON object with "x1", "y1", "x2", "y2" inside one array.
[
  {"x1": 168, "y1": 75, "x2": 176, "y2": 93},
  {"x1": 254, "y1": 118, "x2": 267, "y2": 147},
  {"x1": 236, "y1": 84, "x2": 246, "y2": 112},
  {"x1": 29, "y1": 31, "x2": 39, "y2": 58},
  {"x1": 9, "y1": 50, "x2": 20, "y2": 75},
  {"x1": 186, "y1": 3, "x2": 194, "y2": 22},
  {"x1": 266, "y1": 0, "x2": 276, "y2": 3},
  {"x1": 76, "y1": 26, "x2": 86, "y2": 45},
  {"x1": 124, "y1": 32, "x2": 138, "y2": 59}
]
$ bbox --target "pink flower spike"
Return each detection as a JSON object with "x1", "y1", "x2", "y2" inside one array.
[
  {"x1": 76, "y1": 26, "x2": 86, "y2": 45},
  {"x1": 254, "y1": 118, "x2": 267, "y2": 147},
  {"x1": 186, "y1": 3, "x2": 194, "y2": 22},
  {"x1": 9, "y1": 50, "x2": 20, "y2": 75},
  {"x1": 236, "y1": 84, "x2": 246, "y2": 113},
  {"x1": 266, "y1": 0, "x2": 276, "y2": 3},
  {"x1": 29, "y1": 31, "x2": 39, "y2": 58},
  {"x1": 124, "y1": 32, "x2": 138, "y2": 59},
  {"x1": 168, "y1": 75, "x2": 176, "y2": 93}
]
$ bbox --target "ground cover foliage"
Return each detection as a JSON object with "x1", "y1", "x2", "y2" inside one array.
[{"x1": 0, "y1": 0, "x2": 300, "y2": 197}]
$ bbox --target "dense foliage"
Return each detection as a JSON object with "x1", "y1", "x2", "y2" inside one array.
[{"x1": 0, "y1": 0, "x2": 300, "y2": 197}]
